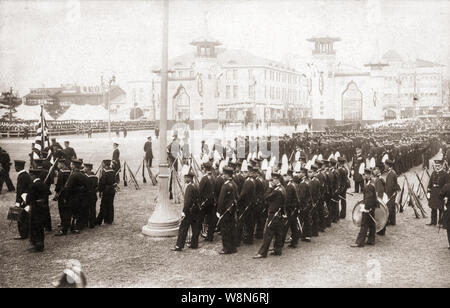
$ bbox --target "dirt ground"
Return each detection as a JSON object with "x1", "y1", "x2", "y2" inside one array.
[{"x1": 0, "y1": 130, "x2": 449, "y2": 288}]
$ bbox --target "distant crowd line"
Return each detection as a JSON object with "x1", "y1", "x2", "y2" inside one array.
[{"x1": 0, "y1": 120, "x2": 156, "y2": 138}]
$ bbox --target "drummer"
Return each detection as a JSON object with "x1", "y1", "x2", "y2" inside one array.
[{"x1": 351, "y1": 168, "x2": 377, "y2": 248}]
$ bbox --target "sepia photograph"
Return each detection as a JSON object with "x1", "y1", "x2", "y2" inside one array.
[{"x1": 0, "y1": 0, "x2": 449, "y2": 293}]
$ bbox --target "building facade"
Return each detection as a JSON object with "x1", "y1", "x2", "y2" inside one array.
[
  {"x1": 142, "y1": 34, "x2": 447, "y2": 130},
  {"x1": 300, "y1": 37, "x2": 446, "y2": 130},
  {"x1": 150, "y1": 36, "x2": 311, "y2": 127},
  {"x1": 23, "y1": 84, "x2": 127, "y2": 120}
]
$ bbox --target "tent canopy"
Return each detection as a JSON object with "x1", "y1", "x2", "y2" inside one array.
[
  {"x1": 57, "y1": 104, "x2": 109, "y2": 121},
  {"x1": 14, "y1": 104, "x2": 55, "y2": 121}
]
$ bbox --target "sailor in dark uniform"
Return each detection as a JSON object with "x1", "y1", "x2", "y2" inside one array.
[
  {"x1": 83, "y1": 163, "x2": 98, "y2": 229},
  {"x1": 216, "y1": 166, "x2": 238, "y2": 254},
  {"x1": 351, "y1": 168, "x2": 377, "y2": 248},
  {"x1": 26, "y1": 169, "x2": 51, "y2": 252},
  {"x1": 315, "y1": 160, "x2": 327, "y2": 232},
  {"x1": 236, "y1": 165, "x2": 255, "y2": 245},
  {"x1": 282, "y1": 169, "x2": 300, "y2": 247},
  {"x1": 439, "y1": 183, "x2": 450, "y2": 249},
  {"x1": 298, "y1": 167, "x2": 312, "y2": 242},
  {"x1": 330, "y1": 158, "x2": 340, "y2": 223},
  {"x1": 65, "y1": 159, "x2": 89, "y2": 233},
  {"x1": 32, "y1": 158, "x2": 52, "y2": 232},
  {"x1": 172, "y1": 172, "x2": 200, "y2": 251},
  {"x1": 14, "y1": 160, "x2": 32, "y2": 240},
  {"x1": 253, "y1": 164, "x2": 267, "y2": 239},
  {"x1": 427, "y1": 160, "x2": 449, "y2": 226},
  {"x1": 337, "y1": 157, "x2": 350, "y2": 219},
  {"x1": 144, "y1": 136, "x2": 154, "y2": 168},
  {"x1": 352, "y1": 156, "x2": 364, "y2": 193},
  {"x1": 112, "y1": 142, "x2": 121, "y2": 184},
  {"x1": 97, "y1": 159, "x2": 117, "y2": 225},
  {"x1": 253, "y1": 172, "x2": 286, "y2": 258},
  {"x1": 309, "y1": 165, "x2": 321, "y2": 237},
  {"x1": 54, "y1": 159, "x2": 72, "y2": 236},
  {"x1": 384, "y1": 159, "x2": 400, "y2": 226},
  {"x1": 63, "y1": 141, "x2": 77, "y2": 162},
  {"x1": 198, "y1": 162, "x2": 216, "y2": 242},
  {"x1": 50, "y1": 138, "x2": 63, "y2": 159},
  {"x1": 0, "y1": 146, "x2": 16, "y2": 193}
]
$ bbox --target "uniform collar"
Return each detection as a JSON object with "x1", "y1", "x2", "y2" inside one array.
[
  {"x1": 33, "y1": 178, "x2": 41, "y2": 183},
  {"x1": 18, "y1": 169, "x2": 27, "y2": 176}
]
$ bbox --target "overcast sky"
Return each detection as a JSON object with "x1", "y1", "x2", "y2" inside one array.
[{"x1": 1, "y1": 0, "x2": 449, "y2": 95}]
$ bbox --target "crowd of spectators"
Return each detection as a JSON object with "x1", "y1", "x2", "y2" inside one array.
[{"x1": 0, "y1": 120, "x2": 155, "y2": 138}]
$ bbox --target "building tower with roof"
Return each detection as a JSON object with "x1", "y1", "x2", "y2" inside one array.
[{"x1": 306, "y1": 36, "x2": 341, "y2": 129}]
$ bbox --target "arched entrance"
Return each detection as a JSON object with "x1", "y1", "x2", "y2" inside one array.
[
  {"x1": 172, "y1": 85, "x2": 190, "y2": 121},
  {"x1": 341, "y1": 81, "x2": 363, "y2": 122},
  {"x1": 384, "y1": 109, "x2": 397, "y2": 120}
]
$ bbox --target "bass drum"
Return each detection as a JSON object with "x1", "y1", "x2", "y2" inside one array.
[{"x1": 352, "y1": 198, "x2": 389, "y2": 233}]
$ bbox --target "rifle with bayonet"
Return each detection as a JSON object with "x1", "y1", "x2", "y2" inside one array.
[
  {"x1": 403, "y1": 175, "x2": 425, "y2": 218},
  {"x1": 216, "y1": 199, "x2": 237, "y2": 228},
  {"x1": 53, "y1": 169, "x2": 73, "y2": 201},
  {"x1": 415, "y1": 171, "x2": 429, "y2": 201},
  {"x1": 267, "y1": 208, "x2": 282, "y2": 229}
]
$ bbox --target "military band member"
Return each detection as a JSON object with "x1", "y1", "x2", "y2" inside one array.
[
  {"x1": 198, "y1": 162, "x2": 216, "y2": 242},
  {"x1": 84, "y1": 163, "x2": 98, "y2": 229},
  {"x1": 282, "y1": 169, "x2": 300, "y2": 247},
  {"x1": 26, "y1": 169, "x2": 51, "y2": 252},
  {"x1": 97, "y1": 159, "x2": 117, "y2": 225},
  {"x1": 370, "y1": 167, "x2": 388, "y2": 236},
  {"x1": 254, "y1": 172, "x2": 286, "y2": 258},
  {"x1": 54, "y1": 159, "x2": 72, "y2": 236},
  {"x1": 427, "y1": 160, "x2": 449, "y2": 226},
  {"x1": 351, "y1": 168, "x2": 377, "y2": 247},
  {"x1": 14, "y1": 160, "x2": 32, "y2": 240},
  {"x1": 172, "y1": 172, "x2": 200, "y2": 251},
  {"x1": 216, "y1": 167, "x2": 238, "y2": 254}
]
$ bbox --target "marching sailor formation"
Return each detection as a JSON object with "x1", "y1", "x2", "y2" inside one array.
[
  {"x1": 11, "y1": 139, "x2": 120, "y2": 253},
  {"x1": 173, "y1": 128, "x2": 450, "y2": 255},
  {"x1": 6, "y1": 125, "x2": 450, "y2": 253}
]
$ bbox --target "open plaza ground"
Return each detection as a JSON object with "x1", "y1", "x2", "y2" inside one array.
[{"x1": 0, "y1": 129, "x2": 449, "y2": 288}]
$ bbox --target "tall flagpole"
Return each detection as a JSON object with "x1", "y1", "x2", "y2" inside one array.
[{"x1": 142, "y1": 0, "x2": 179, "y2": 237}]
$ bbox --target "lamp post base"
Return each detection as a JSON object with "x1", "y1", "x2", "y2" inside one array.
[
  {"x1": 142, "y1": 170, "x2": 180, "y2": 237},
  {"x1": 142, "y1": 219, "x2": 179, "y2": 237}
]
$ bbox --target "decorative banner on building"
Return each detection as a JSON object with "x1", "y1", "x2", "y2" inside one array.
[
  {"x1": 373, "y1": 90, "x2": 377, "y2": 107},
  {"x1": 308, "y1": 77, "x2": 312, "y2": 95},
  {"x1": 197, "y1": 74, "x2": 203, "y2": 97},
  {"x1": 319, "y1": 72, "x2": 324, "y2": 96}
]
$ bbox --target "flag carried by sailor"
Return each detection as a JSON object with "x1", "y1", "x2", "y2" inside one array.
[{"x1": 33, "y1": 105, "x2": 50, "y2": 159}]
